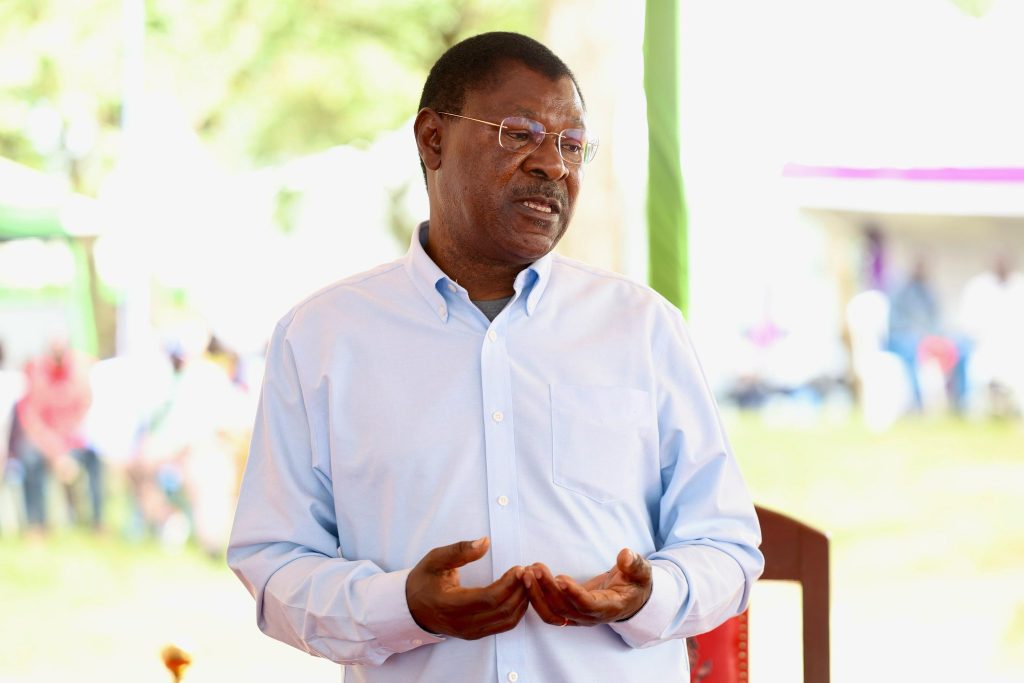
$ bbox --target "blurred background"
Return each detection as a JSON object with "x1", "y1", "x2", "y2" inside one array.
[{"x1": 1, "y1": 0, "x2": 1022, "y2": 681}]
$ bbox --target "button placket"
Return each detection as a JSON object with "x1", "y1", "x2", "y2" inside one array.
[{"x1": 480, "y1": 308, "x2": 524, "y2": 681}]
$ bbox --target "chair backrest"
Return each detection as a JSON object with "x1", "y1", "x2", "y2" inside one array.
[
  {"x1": 689, "y1": 505, "x2": 830, "y2": 683},
  {"x1": 756, "y1": 505, "x2": 830, "y2": 683}
]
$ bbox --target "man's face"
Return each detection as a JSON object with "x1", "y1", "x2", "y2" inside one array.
[{"x1": 432, "y1": 61, "x2": 586, "y2": 268}]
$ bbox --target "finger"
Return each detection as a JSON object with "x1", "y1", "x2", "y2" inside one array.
[
  {"x1": 455, "y1": 574, "x2": 529, "y2": 635},
  {"x1": 559, "y1": 574, "x2": 616, "y2": 623},
  {"x1": 441, "y1": 564, "x2": 525, "y2": 614},
  {"x1": 483, "y1": 578, "x2": 529, "y2": 621},
  {"x1": 423, "y1": 537, "x2": 489, "y2": 572},
  {"x1": 552, "y1": 577, "x2": 614, "y2": 618},
  {"x1": 617, "y1": 548, "x2": 652, "y2": 583},
  {"x1": 524, "y1": 564, "x2": 567, "y2": 625},
  {"x1": 467, "y1": 566, "x2": 527, "y2": 608},
  {"x1": 525, "y1": 577, "x2": 567, "y2": 625},
  {"x1": 466, "y1": 588, "x2": 531, "y2": 639},
  {"x1": 530, "y1": 565, "x2": 585, "y2": 624}
]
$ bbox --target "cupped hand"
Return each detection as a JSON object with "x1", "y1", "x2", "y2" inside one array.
[
  {"x1": 405, "y1": 537, "x2": 529, "y2": 640},
  {"x1": 524, "y1": 548, "x2": 653, "y2": 627}
]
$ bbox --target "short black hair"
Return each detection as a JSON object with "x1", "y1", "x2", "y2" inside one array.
[
  {"x1": 419, "y1": 32, "x2": 583, "y2": 114},
  {"x1": 417, "y1": 32, "x2": 584, "y2": 184}
]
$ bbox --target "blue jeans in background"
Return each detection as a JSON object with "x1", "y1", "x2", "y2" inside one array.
[{"x1": 14, "y1": 442, "x2": 103, "y2": 530}]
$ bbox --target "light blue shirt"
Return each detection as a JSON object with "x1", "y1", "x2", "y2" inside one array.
[{"x1": 228, "y1": 223, "x2": 763, "y2": 683}]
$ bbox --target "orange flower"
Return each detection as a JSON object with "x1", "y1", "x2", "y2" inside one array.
[{"x1": 160, "y1": 644, "x2": 192, "y2": 682}]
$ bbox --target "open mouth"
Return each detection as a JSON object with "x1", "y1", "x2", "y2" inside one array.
[{"x1": 517, "y1": 196, "x2": 561, "y2": 218}]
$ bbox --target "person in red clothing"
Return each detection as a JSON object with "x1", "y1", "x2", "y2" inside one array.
[{"x1": 12, "y1": 338, "x2": 101, "y2": 532}]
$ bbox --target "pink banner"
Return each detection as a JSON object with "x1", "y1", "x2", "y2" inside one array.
[{"x1": 782, "y1": 163, "x2": 1024, "y2": 183}]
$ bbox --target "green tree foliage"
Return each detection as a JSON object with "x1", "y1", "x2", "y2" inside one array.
[
  {"x1": 0, "y1": 0, "x2": 541, "y2": 194},
  {"x1": 949, "y1": 0, "x2": 996, "y2": 17}
]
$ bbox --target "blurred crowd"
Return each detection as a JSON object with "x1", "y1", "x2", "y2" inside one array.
[
  {"x1": 2, "y1": 241, "x2": 1020, "y2": 548},
  {"x1": 847, "y1": 244, "x2": 1024, "y2": 427},
  {"x1": 725, "y1": 234, "x2": 1024, "y2": 429},
  {"x1": 0, "y1": 327, "x2": 259, "y2": 556}
]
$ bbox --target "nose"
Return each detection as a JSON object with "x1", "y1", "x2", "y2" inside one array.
[{"x1": 522, "y1": 133, "x2": 568, "y2": 181}]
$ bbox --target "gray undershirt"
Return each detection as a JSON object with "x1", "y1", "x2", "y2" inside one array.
[{"x1": 473, "y1": 296, "x2": 513, "y2": 322}]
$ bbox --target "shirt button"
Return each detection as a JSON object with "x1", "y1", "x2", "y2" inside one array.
[
  {"x1": 438, "y1": 305, "x2": 447, "y2": 317},
  {"x1": 448, "y1": 283, "x2": 457, "y2": 292},
  {"x1": 508, "y1": 673, "x2": 519, "y2": 682},
  {"x1": 497, "y1": 495, "x2": 509, "y2": 506},
  {"x1": 412, "y1": 639, "x2": 423, "y2": 646},
  {"x1": 487, "y1": 329, "x2": 498, "y2": 342},
  {"x1": 492, "y1": 410, "x2": 504, "y2": 423}
]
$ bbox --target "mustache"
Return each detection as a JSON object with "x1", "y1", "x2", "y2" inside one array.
[{"x1": 510, "y1": 183, "x2": 567, "y2": 206}]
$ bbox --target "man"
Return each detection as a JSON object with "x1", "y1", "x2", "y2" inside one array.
[
  {"x1": 958, "y1": 253, "x2": 1024, "y2": 415},
  {"x1": 887, "y1": 256, "x2": 968, "y2": 412},
  {"x1": 13, "y1": 338, "x2": 100, "y2": 531},
  {"x1": 229, "y1": 32, "x2": 762, "y2": 682}
]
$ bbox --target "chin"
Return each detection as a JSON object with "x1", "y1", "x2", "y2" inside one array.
[{"x1": 513, "y1": 234, "x2": 561, "y2": 262}]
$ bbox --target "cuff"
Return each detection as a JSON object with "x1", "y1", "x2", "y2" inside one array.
[
  {"x1": 609, "y1": 562, "x2": 688, "y2": 649},
  {"x1": 364, "y1": 567, "x2": 446, "y2": 655}
]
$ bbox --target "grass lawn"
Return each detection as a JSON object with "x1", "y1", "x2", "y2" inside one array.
[
  {"x1": 0, "y1": 530, "x2": 336, "y2": 683},
  {"x1": 1, "y1": 413, "x2": 1021, "y2": 682},
  {"x1": 726, "y1": 410, "x2": 1024, "y2": 682}
]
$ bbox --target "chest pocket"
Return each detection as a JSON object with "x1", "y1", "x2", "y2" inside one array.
[{"x1": 550, "y1": 384, "x2": 652, "y2": 503}]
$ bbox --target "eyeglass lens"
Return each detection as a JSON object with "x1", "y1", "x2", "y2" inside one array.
[{"x1": 497, "y1": 116, "x2": 596, "y2": 165}]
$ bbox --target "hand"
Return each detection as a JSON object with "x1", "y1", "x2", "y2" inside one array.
[
  {"x1": 53, "y1": 452, "x2": 81, "y2": 485},
  {"x1": 406, "y1": 537, "x2": 529, "y2": 640},
  {"x1": 524, "y1": 548, "x2": 653, "y2": 627}
]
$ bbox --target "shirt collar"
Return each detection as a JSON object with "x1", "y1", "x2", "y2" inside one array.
[{"x1": 404, "y1": 221, "x2": 553, "y2": 321}]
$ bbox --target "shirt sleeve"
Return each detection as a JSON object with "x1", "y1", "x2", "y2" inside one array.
[
  {"x1": 610, "y1": 306, "x2": 764, "y2": 648},
  {"x1": 226, "y1": 321, "x2": 443, "y2": 665}
]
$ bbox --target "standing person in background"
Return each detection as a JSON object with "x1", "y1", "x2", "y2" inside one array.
[
  {"x1": 887, "y1": 256, "x2": 968, "y2": 413},
  {"x1": 862, "y1": 224, "x2": 888, "y2": 292},
  {"x1": 959, "y1": 253, "x2": 1024, "y2": 416},
  {"x1": 13, "y1": 338, "x2": 100, "y2": 533},
  {"x1": 229, "y1": 32, "x2": 762, "y2": 682}
]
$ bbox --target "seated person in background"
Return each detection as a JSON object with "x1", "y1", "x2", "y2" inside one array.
[
  {"x1": 13, "y1": 338, "x2": 102, "y2": 532},
  {"x1": 133, "y1": 337, "x2": 251, "y2": 555}
]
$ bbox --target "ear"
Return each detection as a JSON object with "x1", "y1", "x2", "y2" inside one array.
[{"x1": 414, "y1": 108, "x2": 444, "y2": 172}]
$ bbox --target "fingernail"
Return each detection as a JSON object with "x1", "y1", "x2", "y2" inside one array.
[
  {"x1": 533, "y1": 567, "x2": 543, "y2": 579},
  {"x1": 556, "y1": 579, "x2": 566, "y2": 590},
  {"x1": 472, "y1": 537, "x2": 486, "y2": 548}
]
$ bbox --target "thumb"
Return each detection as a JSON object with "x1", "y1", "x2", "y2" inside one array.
[
  {"x1": 425, "y1": 536, "x2": 489, "y2": 571},
  {"x1": 617, "y1": 548, "x2": 651, "y2": 582}
]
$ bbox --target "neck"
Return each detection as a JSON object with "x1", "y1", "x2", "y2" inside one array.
[
  {"x1": 428, "y1": 244, "x2": 521, "y2": 300},
  {"x1": 423, "y1": 223, "x2": 526, "y2": 301}
]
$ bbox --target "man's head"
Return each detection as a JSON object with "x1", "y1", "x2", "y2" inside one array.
[
  {"x1": 418, "y1": 32, "x2": 585, "y2": 183},
  {"x1": 414, "y1": 33, "x2": 591, "y2": 274}
]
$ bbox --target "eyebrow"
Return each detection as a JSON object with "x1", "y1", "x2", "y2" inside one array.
[{"x1": 509, "y1": 105, "x2": 585, "y2": 129}]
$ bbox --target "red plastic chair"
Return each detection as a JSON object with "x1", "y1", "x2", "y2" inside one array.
[{"x1": 688, "y1": 505, "x2": 830, "y2": 682}]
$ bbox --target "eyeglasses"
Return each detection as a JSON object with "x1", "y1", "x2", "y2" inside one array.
[{"x1": 438, "y1": 112, "x2": 599, "y2": 166}]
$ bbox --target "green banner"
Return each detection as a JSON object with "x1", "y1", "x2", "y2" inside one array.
[{"x1": 644, "y1": 0, "x2": 688, "y2": 315}]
